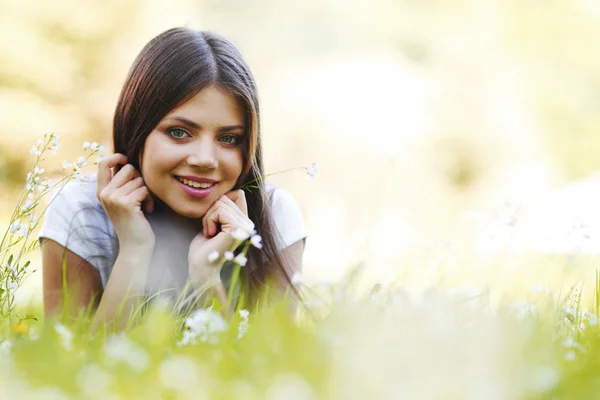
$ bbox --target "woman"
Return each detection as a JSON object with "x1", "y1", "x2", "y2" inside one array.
[{"x1": 39, "y1": 27, "x2": 307, "y2": 332}]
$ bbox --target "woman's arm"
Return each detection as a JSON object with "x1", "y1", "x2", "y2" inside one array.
[
  {"x1": 43, "y1": 239, "x2": 154, "y2": 333},
  {"x1": 42, "y1": 239, "x2": 103, "y2": 319},
  {"x1": 89, "y1": 244, "x2": 153, "y2": 333}
]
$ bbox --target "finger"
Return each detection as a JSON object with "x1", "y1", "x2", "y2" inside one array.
[
  {"x1": 123, "y1": 186, "x2": 150, "y2": 211},
  {"x1": 202, "y1": 198, "x2": 224, "y2": 237},
  {"x1": 113, "y1": 176, "x2": 144, "y2": 198},
  {"x1": 96, "y1": 154, "x2": 127, "y2": 198},
  {"x1": 203, "y1": 202, "x2": 237, "y2": 238},
  {"x1": 219, "y1": 195, "x2": 247, "y2": 218},
  {"x1": 105, "y1": 164, "x2": 137, "y2": 191},
  {"x1": 203, "y1": 207, "x2": 221, "y2": 238},
  {"x1": 224, "y1": 190, "x2": 248, "y2": 215}
]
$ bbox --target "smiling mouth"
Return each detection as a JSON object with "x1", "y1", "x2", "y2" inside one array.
[{"x1": 175, "y1": 176, "x2": 216, "y2": 189}]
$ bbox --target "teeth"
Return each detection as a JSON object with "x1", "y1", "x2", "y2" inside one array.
[{"x1": 178, "y1": 177, "x2": 214, "y2": 189}]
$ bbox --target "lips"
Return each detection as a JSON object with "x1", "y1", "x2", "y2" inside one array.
[{"x1": 174, "y1": 176, "x2": 216, "y2": 199}]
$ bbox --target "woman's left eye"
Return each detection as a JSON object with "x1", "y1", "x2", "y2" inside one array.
[
  {"x1": 167, "y1": 128, "x2": 190, "y2": 139},
  {"x1": 219, "y1": 135, "x2": 241, "y2": 145}
]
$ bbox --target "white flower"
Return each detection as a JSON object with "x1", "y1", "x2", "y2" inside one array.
[
  {"x1": 237, "y1": 309, "x2": 250, "y2": 339},
  {"x1": 8, "y1": 282, "x2": 17, "y2": 291},
  {"x1": 291, "y1": 271, "x2": 302, "y2": 285},
  {"x1": 29, "y1": 215, "x2": 37, "y2": 225},
  {"x1": 232, "y1": 228, "x2": 252, "y2": 241},
  {"x1": 9, "y1": 221, "x2": 20, "y2": 234},
  {"x1": 34, "y1": 166, "x2": 45, "y2": 175},
  {"x1": 54, "y1": 322, "x2": 73, "y2": 351},
  {"x1": 62, "y1": 160, "x2": 73, "y2": 170},
  {"x1": 250, "y1": 234, "x2": 263, "y2": 249},
  {"x1": 83, "y1": 141, "x2": 91, "y2": 150},
  {"x1": 207, "y1": 251, "x2": 219, "y2": 263},
  {"x1": 233, "y1": 253, "x2": 247, "y2": 267},
  {"x1": 104, "y1": 334, "x2": 150, "y2": 372},
  {"x1": 21, "y1": 200, "x2": 34, "y2": 212},
  {"x1": 224, "y1": 251, "x2": 234, "y2": 261},
  {"x1": 77, "y1": 156, "x2": 87, "y2": 167},
  {"x1": 0, "y1": 340, "x2": 12, "y2": 355},
  {"x1": 16, "y1": 224, "x2": 29, "y2": 237},
  {"x1": 50, "y1": 145, "x2": 59, "y2": 155},
  {"x1": 306, "y1": 163, "x2": 317, "y2": 178},
  {"x1": 158, "y1": 355, "x2": 205, "y2": 392},
  {"x1": 29, "y1": 145, "x2": 38, "y2": 155},
  {"x1": 77, "y1": 363, "x2": 114, "y2": 398},
  {"x1": 177, "y1": 308, "x2": 228, "y2": 346},
  {"x1": 565, "y1": 351, "x2": 576, "y2": 361},
  {"x1": 90, "y1": 142, "x2": 102, "y2": 152},
  {"x1": 36, "y1": 139, "x2": 44, "y2": 147}
]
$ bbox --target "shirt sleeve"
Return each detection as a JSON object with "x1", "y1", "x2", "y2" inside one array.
[
  {"x1": 37, "y1": 179, "x2": 116, "y2": 282},
  {"x1": 269, "y1": 187, "x2": 308, "y2": 250}
]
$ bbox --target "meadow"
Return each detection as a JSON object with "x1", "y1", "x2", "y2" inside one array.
[{"x1": 1, "y1": 133, "x2": 599, "y2": 400}]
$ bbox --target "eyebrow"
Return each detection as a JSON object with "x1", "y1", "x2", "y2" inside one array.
[{"x1": 165, "y1": 116, "x2": 245, "y2": 132}]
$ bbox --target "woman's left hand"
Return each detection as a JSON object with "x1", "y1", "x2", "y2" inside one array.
[
  {"x1": 202, "y1": 189, "x2": 254, "y2": 239},
  {"x1": 188, "y1": 190, "x2": 254, "y2": 288}
]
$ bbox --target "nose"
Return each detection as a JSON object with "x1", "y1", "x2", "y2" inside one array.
[{"x1": 186, "y1": 137, "x2": 218, "y2": 170}]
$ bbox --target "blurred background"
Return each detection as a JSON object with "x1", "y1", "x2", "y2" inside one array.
[{"x1": 2, "y1": 0, "x2": 600, "y2": 305}]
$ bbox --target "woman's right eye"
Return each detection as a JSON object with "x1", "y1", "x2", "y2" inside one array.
[{"x1": 167, "y1": 128, "x2": 190, "y2": 139}]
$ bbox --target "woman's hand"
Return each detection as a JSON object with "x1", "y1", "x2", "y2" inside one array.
[
  {"x1": 188, "y1": 190, "x2": 254, "y2": 287},
  {"x1": 96, "y1": 154, "x2": 156, "y2": 250}
]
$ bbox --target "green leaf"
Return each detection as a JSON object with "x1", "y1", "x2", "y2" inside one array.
[{"x1": 7, "y1": 254, "x2": 13, "y2": 267}]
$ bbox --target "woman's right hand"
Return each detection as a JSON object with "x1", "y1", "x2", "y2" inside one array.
[{"x1": 96, "y1": 154, "x2": 155, "y2": 249}]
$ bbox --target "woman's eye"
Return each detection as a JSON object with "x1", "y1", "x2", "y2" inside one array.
[
  {"x1": 167, "y1": 128, "x2": 190, "y2": 139},
  {"x1": 219, "y1": 135, "x2": 241, "y2": 145}
]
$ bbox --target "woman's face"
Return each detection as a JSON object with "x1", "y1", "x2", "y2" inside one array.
[{"x1": 140, "y1": 85, "x2": 246, "y2": 219}]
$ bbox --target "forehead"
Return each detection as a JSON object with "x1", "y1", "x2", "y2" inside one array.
[{"x1": 165, "y1": 86, "x2": 245, "y2": 126}]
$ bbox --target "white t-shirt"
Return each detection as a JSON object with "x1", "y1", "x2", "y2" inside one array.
[{"x1": 38, "y1": 175, "x2": 308, "y2": 288}]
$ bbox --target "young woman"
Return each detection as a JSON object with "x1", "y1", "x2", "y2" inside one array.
[{"x1": 39, "y1": 27, "x2": 307, "y2": 331}]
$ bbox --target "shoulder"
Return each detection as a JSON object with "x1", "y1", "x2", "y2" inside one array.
[
  {"x1": 264, "y1": 183, "x2": 308, "y2": 249},
  {"x1": 51, "y1": 174, "x2": 103, "y2": 210}
]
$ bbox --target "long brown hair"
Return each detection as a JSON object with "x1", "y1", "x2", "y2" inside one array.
[{"x1": 112, "y1": 27, "x2": 294, "y2": 303}]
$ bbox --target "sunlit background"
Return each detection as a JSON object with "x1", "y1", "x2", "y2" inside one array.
[{"x1": 3, "y1": 0, "x2": 600, "y2": 306}]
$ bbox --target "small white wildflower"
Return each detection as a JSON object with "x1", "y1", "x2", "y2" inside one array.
[
  {"x1": 291, "y1": 271, "x2": 302, "y2": 285},
  {"x1": 224, "y1": 251, "x2": 234, "y2": 261},
  {"x1": 77, "y1": 363, "x2": 114, "y2": 398},
  {"x1": 29, "y1": 145, "x2": 38, "y2": 155},
  {"x1": 158, "y1": 355, "x2": 205, "y2": 392},
  {"x1": 589, "y1": 314, "x2": 598, "y2": 326},
  {"x1": 562, "y1": 336, "x2": 576, "y2": 348},
  {"x1": 90, "y1": 142, "x2": 101, "y2": 151},
  {"x1": 233, "y1": 253, "x2": 247, "y2": 267},
  {"x1": 54, "y1": 322, "x2": 73, "y2": 351},
  {"x1": 0, "y1": 340, "x2": 12, "y2": 355},
  {"x1": 50, "y1": 145, "x2": 58, "y2": 155},
  {"x1": 82, "y1": 141, "x2": 91, "y2": 150},
  {"x1": 177, "y1": 308, "x2": 228, "y2": 346},
  {"x1": 565, "y1": 351, "x2": 576, "y2": 361},
  {"x1": 62, "y1": 160, "x2": 72, "y2": 170},
  {"x1": 232, "y1": 228, "x2": 252, "y2": 241},
  {"x1": 9, "y1": 221, "x2": 20, "y2": 234},
  {"x1": 21, "y1": 200, "x2": 34, "y2": 212},
  {"x1": 306, "y1": 163, "x2": 317, "y2": 178},
  {"x1": 77, "y1": 156, "x2": 87, "y2": 167},
  {"x1": 16, "y1": 224, "x2": 29, "y2": 237},
  {"x1": 8, "y1": 282, "x2": 17, "y2": 291},
  {"x1": 36, "y1": 139, "x2": 44, "y2": 147},
  {"x1": 207, "y1": 251, "x2": 219, "y2": 263},
  {"x1": 104, "y1": 334, "x2": 150, "y2": 372},
  {"x1": 237, "y1": 309, "x2": 250, "y2": 339},
  {"x1": 34, "y1": 166, "x2": 45, "y2": 175},
  {"x1": 250, "y1": 234, "x2": 263, "y2": 249}
]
